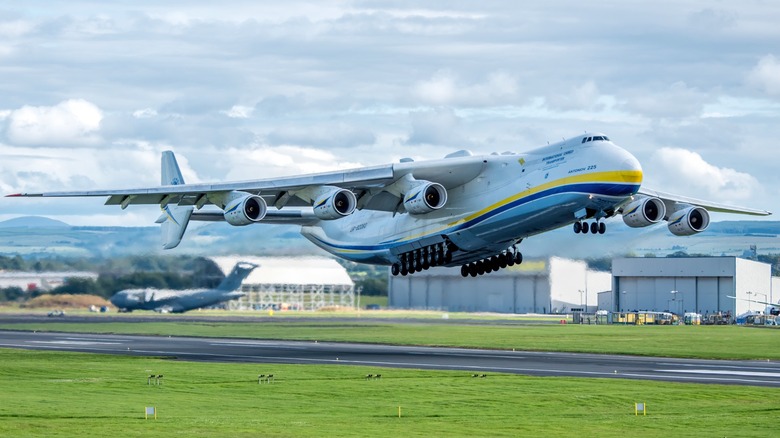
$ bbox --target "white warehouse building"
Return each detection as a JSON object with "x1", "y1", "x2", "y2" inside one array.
[
  {"x1": 205, "y1": 256, "x2": 356, "y2": 311},
  {"x1": 389, "y1": 257, "x2": 611, "y2": 314},
  {"x1": 607, "y1": 257, "x2": 776, "y2": 316}
]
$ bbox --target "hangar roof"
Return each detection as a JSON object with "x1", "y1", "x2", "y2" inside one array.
[{"x1": 208, "y1": 256, "x2": 354, "y2": 286}]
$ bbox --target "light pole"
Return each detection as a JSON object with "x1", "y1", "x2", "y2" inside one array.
[
  {"x1": 670, "y1": 290, "x2": 680, "y2": 316},
  {"x1": 621, "y1": 290, "x2": 626, "y2": 312},
  {"x1": 746, "y1": 291, "x2": 753, "y2": 312},
  {"x1": 578, "y1": 289, "x2": 584, "y2": 310}
]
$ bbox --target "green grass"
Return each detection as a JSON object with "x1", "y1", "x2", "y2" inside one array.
[
  {"x1": 0, "y1": 348, "x2": 777, "y2": 437},
  {"x1": 1, "y1": 321, "x2": 778, "y2": 360}
]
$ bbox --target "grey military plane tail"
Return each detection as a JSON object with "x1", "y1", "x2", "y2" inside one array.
[{"x1": 110, "y1": 262, "x2": 258, "y2": 313}]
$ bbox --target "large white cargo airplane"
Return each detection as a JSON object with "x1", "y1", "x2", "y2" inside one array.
[{"x1": 8, "y1": 133, "x2": 770, "y2": 277}]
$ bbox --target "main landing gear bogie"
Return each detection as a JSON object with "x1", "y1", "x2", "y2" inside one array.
[
  {"x1": 459, "y1": 248, "x2": 523, "y2": 278},
  {"x1": 573, "y1": 220, "x2": 605, "y2": 235},
  {"x1": 391, "y1": 243, "x2": 452, "y2": 276}
]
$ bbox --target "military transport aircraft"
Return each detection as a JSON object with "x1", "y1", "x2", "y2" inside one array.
[
  {"x1": 8, "y1": 133, "x2": 770, "y2": 278},
  {"x1": 110, "y1": 261, "x2": 257, "y2": 313}
]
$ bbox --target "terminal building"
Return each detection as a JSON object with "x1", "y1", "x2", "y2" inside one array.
[
  {"x1": 205, "y1": 256, "x2": 356, "y2": 311},
  {"x1": 604, "y1": 257, "x2": 777, "y2": 316},
  {"x1": 389, "y1": 257, "x2": 610, "y2": 313}
]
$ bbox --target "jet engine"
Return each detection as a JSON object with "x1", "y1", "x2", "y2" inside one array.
[
  {"x1": 223, "y1": 192, "x2": 267, "y2": 226},
  {"x1": 622, "y1": 197, "x2": 666, "y2": 228},
  {"x1": 403, "y1": 182, "x2": 447, "y2": 215},
  {"x1": 313, "y1": 188, "x2": 357, "y2": 220},
  {"x1": 667, "y1": 206, "x2": 710, "y2": 236}
]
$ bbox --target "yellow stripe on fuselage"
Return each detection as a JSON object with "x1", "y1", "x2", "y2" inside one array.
[{"x1": 450, "y1": 169, "x2": 642, "y2": 227}]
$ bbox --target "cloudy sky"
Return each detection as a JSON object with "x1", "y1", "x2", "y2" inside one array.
[{"x1": 1, "y1": 1, "x2": 779, "y2": 226}]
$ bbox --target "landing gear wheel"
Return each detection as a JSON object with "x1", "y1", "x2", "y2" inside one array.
[
  {"x1": 581, "y1": 222, "x2": 589, "y2": 234},
  {"x1": 391, "y1": 264, "x2": 400, "y2": 276},
  {"x1": 598, "y1": 222, "x2": 606, "y2": 234},
  {"x1": 460, "y1": 265, "x2": 469, "y2": 277},
  {"x1": 514, "y1": 252, "x2": 523, "y2": 264},
  {"x1": 573, "y1": 222, "x2": 582, "y2": 234},
  {"x1": 590, "y1": 222, "x2": 598, "y2": 234}
]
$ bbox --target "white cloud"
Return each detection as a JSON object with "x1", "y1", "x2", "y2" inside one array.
[
  {"x1": 412, "y1": 71, "x2": 519, "y2": 106},
  {"x1": 650, "y1": 147, "x2": 760, "y2": 201},
  {"x1": 545, "y1": 81, "x2": 604, "y2": 111},
  {"x1": 132, "y1": 108, "x2": 158, "y2": 119},
  {"x1": 747, "y1": 54, "x2": 780, "y2": 96},
  {"x1": 5, "y1": 99, "x2": 103, "y2": 146},
  {"x1": 221, "y1": 105, "x2": 254, "y2": 119},
  {"x1": 621, "y1": 82, "x2": 711, "y2": 119}
]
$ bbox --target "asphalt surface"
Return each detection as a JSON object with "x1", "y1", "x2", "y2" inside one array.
[{"x1": 1, "y1": 330, "x2": 779, "y2": 387}]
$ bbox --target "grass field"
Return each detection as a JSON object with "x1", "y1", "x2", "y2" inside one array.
[
  {"x1": 0, "y1": 348, "x2": 777, "y2": 437},
  {"x1": 1, "y1": 319, "x2": 778, "y2": 360}
]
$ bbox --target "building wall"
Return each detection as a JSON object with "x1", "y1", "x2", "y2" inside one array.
[
  {"x1": 611, "y1": 257, "x2": 771, "y2": 316},
  {"x1": 389, "y1": 257, "x2": 603, "y2": 314}
]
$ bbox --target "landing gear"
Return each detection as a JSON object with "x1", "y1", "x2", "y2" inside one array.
[
  {"x1": 459, "y1": 247, "x2": 523, "y2": 277},
  {"x1": 573, "y1": 220, "x2": 606, "y2": 235},
  {"x1": 391, "y1": 242, "x2": 454, "y2": 276}
]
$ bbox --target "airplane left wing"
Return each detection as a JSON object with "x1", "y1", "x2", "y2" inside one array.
[{"x1": 637, "y1": 188, "x2": 771, "y2": 217}]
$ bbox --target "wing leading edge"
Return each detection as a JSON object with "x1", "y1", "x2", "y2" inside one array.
[{"x1": 638, "y1": 188, "x2": 771, "y2": 217}]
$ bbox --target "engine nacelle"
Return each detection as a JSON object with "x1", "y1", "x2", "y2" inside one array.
[
  {"x1": 313, "y1": 188, "x2": 356, "y2": 220},
  {"x1": 223, "y1": 192, "x2": 267, "y2": 226},
  {"x1": 667, "y1": 206, "x2": 710, "y2": 236},
  {"x1": 622, "y1": 197, "x2": 666, "y2": 228},
  {"x1": 403, "y1": 182, "x2": 447, "y2": 215}
]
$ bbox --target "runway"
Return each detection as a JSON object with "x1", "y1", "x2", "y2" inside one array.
[{"x1": 2, "y1": 330, "x2": 779, "y2": 387}]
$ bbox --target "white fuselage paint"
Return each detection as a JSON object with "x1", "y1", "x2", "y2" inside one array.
[{"x1": 301, "y1": 135, "x2": 643, "y2": 266}]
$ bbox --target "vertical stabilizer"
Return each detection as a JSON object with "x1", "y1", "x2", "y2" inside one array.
[
  {"x1": 162, "y1": 150, "x2": 185, "y2": 186},
  {"x1": 217, "y1": 262, "x2": 259, "y2": 291},
  {"x1": 157, "y1": 151, "x2": 193, "y2": 249}
]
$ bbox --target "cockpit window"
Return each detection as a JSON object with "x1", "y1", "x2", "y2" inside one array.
[{"x1": 581, "y1": 135, "x2": 610, "y2": 143}]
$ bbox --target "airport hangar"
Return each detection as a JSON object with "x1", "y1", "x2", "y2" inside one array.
[
  {"x1": 204, "y1": 256, "x2": 356, "y2": 311},
  {"x1": 390, "y1": 256, "x2": 777, "y2": 316},
  {"x1": 604, "y1": 256, "x2": 778, "y2": 316},
  {"x1": 389, "y1": 257, "x2": 611, "y2": 314}
]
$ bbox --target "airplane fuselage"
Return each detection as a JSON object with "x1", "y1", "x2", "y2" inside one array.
[{"x1": 301, "y1": 135, "x2": 642, "y2": 266}]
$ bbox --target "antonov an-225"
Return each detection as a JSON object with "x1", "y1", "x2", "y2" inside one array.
[{"x1": 9, "y1": 133, "x2": 770, "y2": 277}]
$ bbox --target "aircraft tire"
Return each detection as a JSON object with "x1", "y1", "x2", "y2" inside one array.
[
  {"x1": 573, "y1": 222, "x2": 581, "y2": 233},
  {"x1": 460, "y1": 265, "x2": 469, "y2": 277},
  {"x1": 581, "y1": 222, "x2": 589, "y2": 234},
  {"x1": 391, "y1": 264, "x2": 400, "y2": 276},
  {"x1": 514, "y1": 252, "x2": 523, "y2": 264},
  {"x1": 599, "y1": 222, "x2": 606, "y2": 234},
  {"x1": 590, "y1": 222, "x2": 598, "y2": 234}
]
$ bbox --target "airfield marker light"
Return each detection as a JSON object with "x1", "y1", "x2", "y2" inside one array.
[
  {"x1": 258, "y1": 374, "x2": 265, "y2": 384},
  {"x1": 147, "y1": 375, "x2": 154, "y2": 385},
  {"x1": 157, "y1": 375, "x2": 163, "y2": 385}
]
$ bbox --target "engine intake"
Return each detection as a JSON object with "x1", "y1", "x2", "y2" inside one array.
[
  {"x1": 404, "y1": 182, "x2": 447, "y2": 215},
  {"x1": 622, "y1": 197, "x2": 666, "y2": 228},
  {"x1": 223, "y1": 193, "x2": 267, "y2": 226},
  {"x1": 667, "y1": 206, "x2": 710, "y2": 236},
  {"x1": 313, "y1": 188, "x2": 356, "y2": 220}
]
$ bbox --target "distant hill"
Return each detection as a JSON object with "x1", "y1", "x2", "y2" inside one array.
[
  {"x1": 0, "y1": 216, "x2": 70, "y2": 229},
  {"x1": 0, "y1": 216, "x2": 777, "y2": 259}
]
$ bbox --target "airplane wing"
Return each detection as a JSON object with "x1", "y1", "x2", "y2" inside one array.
[
  {"x1": 638, "y1": 188, "x2": 771, "y2": 217},
  {"x1": 8, "y1": 154, "x2": 486, "y2": 213}
]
